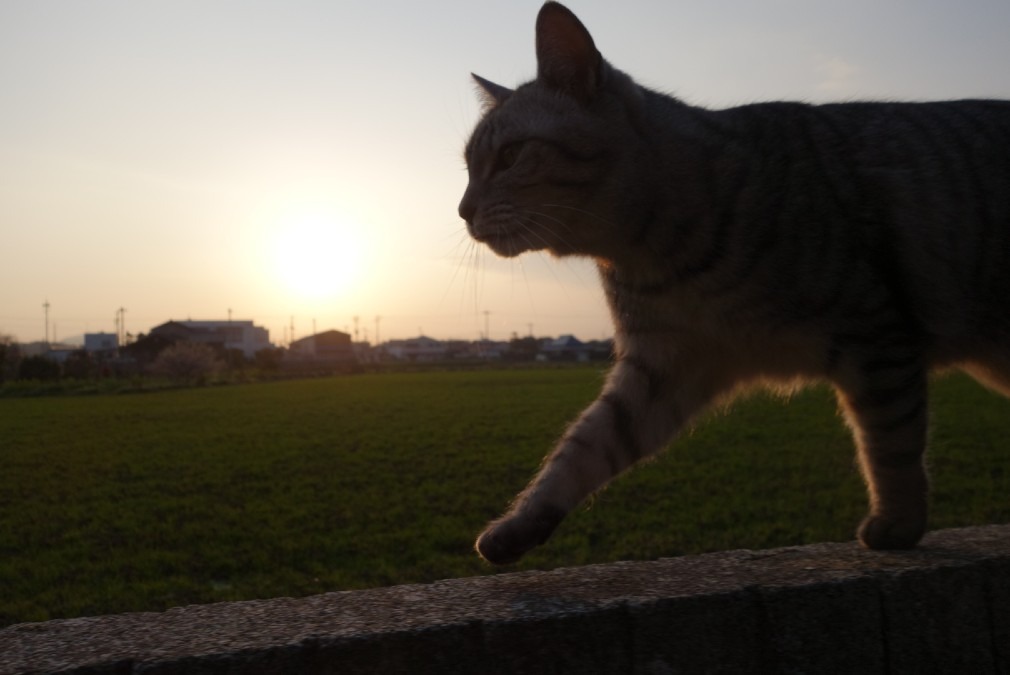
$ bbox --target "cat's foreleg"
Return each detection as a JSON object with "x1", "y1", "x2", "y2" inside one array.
[
  {"x1": 836, "y1": 360, "x2": 929, "y2": 550},
  {"x1": 476, "y1": 356, "x2": 716, "y2": 564}
]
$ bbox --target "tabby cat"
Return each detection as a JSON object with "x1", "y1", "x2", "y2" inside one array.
[{"x1": 459, "y1": 1, "x2": 1010, "y2": 565}]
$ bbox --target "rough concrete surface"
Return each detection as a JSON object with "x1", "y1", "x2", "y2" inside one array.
[{"x1": 2, "y1": 524, "x2": 1009, "y2": 674}]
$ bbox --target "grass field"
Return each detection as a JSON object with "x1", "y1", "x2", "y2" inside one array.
[{"x1": 2, "y1": 366, "x2": 1009, "y2": 626}]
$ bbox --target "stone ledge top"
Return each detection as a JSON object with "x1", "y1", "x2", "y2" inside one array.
[{"x1": 3, "y1": 523, "x2": 1009, "y2": 675}]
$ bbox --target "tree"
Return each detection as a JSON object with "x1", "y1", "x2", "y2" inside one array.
[
  {"x1": 223, "y1": 348, "x2": 248, "y2": 372},
  {"x1": 254, "y1": 347, "x2": 283, "y2": 372},
  {"x1": 506, "y1": 336, "x2": 543, "y2": 362},
  {"x1": 62, "y1": 349, "x2": 95, "y2": 380},
  {"x1": 150, "y1": 341, "x2": 222, "y2": 385},
  {"x1": 120, "y1": 332, "x2": 176, "y2": 366},
  {"x1": 0, "y1": 334, "x2": 18, "y2": 383},
  {"x1": 17, "y1": 355, "x2": 61, "y2": 381}
]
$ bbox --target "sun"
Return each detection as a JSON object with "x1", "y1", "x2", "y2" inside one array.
[{"x1": 269, "y1": 210, "x2": 365, "y2": 301}]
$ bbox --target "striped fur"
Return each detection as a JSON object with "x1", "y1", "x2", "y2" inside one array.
[{"x1": 460, "y1": 2, "x2": 1010, "y2": 565}]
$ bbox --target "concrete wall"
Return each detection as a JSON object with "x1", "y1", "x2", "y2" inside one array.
[{"x1": 3, "y1": 523, "x2": 1009, "y2": 675}]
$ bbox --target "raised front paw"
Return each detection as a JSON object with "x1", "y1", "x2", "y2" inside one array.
[
  {"x1": 475, "y1": 506, "x2": 567, "y2": 565},
  {"x1": 857, "y1": 514, "x2": 926, "y2": 550}
]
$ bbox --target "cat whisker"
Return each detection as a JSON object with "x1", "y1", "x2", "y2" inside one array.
[
  {"x1": 469, "y1": 237, "x2": 486, "y2": 316},
  {"x1": 444, "y1": 230, "x2": 487, "y2": 324},
  {"x1": 512, "y1": 213, "x2": 552, "y2": 244},
  {"x1": 538, "y1": 202, "x2": 617, "y2": 229},
  {"x1": 516, "y1": 255, "x2": 540, "y2": 315},
  {"x1": 510, "y1": 213, "x2": 585, "y2": 300},
  {"x1": 535, "y1": 202, "x2": 619, "y2": 247},
  {"x1": 440, "y1": 233, "x2": 473, "y2": 310},
  {"x1": 518, "y1": 210, "x2": 580, "y2": 253}
]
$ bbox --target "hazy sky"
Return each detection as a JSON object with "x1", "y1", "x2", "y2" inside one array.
[{"x1": 3, "y1": 1, "x2": 1009, "y2": 345}]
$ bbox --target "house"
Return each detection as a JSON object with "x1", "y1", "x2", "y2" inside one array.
[
  {"x1": 149, "y1": 320, "x2": 271, "y2": 358},
  {"x1": 84, "y1": 332, "x2": 119, "y2": 353},
  {"x1": 442, "y1": 340, "x2": 473, "y2": 359},
  {"x1": 471, "y1": 339, "x2": 507, "y2": 360},
  {"x1": 288, "y1": 330, "x2": 354, "y2": 362},
  {"x1": 385, "y1": 336, "x2": 446, "y2": 362},
  {"x1": 19, "y1": 341, "x2": 76, "y2": 360},
  {"x1": 541, "y1": 334, "x2": 589, "y2": 362}
]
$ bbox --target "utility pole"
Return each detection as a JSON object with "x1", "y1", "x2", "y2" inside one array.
[
  {"x1": 43, "y1": 299, "x2": 50, "y2": 348},
  {"x1": 289, "y1": 316, "x2": 295, "y2": 346},
  {"x1": 527, "y1": 323, "x2": 534, "y2": 338},
  {"x1": 118, "y1": 307, "x2": 126, "y2": 345},
  {"x1": 353, "y1": 316, "x2": 360, "y2": 342},
  {"x1": 374, "y1": 315, "x2": 381, "y2": 347},
  {"x1": 483, "y1": 310, "x2": 490, "y2": 341}
]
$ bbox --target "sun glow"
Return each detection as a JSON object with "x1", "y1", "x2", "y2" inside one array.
[{"x1": 269, "y1": 210, "x2": 366, "y2": 301}]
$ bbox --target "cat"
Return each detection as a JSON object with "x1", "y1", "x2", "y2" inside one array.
[{"x1": 459, "y1": 1, "x2": 1010, "y2": 565}]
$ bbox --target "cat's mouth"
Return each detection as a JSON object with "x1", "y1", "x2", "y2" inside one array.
[{"x1": 471, "y1": 227, "x2": 542, "y2": 258}]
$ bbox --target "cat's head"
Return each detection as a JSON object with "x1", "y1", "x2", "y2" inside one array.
[{"x1": 459, "y1": 2, "x2": 650, "y2": 260}]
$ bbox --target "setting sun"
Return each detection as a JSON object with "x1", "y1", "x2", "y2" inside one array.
[{"x1": 269, "y1": 211, "x2": 365, "y2": 302}]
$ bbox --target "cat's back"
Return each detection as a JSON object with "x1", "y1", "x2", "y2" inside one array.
[
  {"x1": 683, "y1": 97, "x2": 1010, "y2": 338},
  {"x1": 713, "y1": 98, "x2": 1010, "y2": 175}
]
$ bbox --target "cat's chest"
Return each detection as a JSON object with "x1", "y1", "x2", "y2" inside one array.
[
  {"x1": 608, "y1": 282, "x2": 829, "y2": 379},
  {"x1": 603, "y1": 275, "x2": 745, "y2": 336},
  {"x1": 604, "y1": 271, "x2": 834, "y2": 381}
]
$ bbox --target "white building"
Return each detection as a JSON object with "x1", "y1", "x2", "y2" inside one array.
[
  {"x1": 84, "y1": 332, "x2": 119, "y2": 353},
  {"x1": 385, "y1": 336, "x2": 446, "y2": 362}
]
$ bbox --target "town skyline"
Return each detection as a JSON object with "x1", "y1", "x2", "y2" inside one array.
[
  {"x1": 8, "y1": 298, "x2": 614, "y2": 349},
  {"x1": 12, "y1": 305, "x2": 610, "y2": 350}
]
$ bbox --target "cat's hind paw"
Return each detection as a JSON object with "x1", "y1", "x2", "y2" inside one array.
[
  {"x1": 857, "y1": 514, "x2": 926, "y2": 550},
  {"x1": 475, "y1": 506, "x2": 567, "y2": 565}
]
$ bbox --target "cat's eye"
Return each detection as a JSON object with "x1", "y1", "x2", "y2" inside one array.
[{"x1": 497, "y1": 143, "x2": 522, "y2": 171}]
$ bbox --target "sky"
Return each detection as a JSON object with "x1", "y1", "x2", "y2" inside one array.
[{"x1": 2, "y1": 0, "x2": 1009, "y2": 346}]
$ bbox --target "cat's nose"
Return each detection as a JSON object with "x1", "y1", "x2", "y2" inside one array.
[{"x1": 458, "y1": 188, "x2": 477, "y2": 224}]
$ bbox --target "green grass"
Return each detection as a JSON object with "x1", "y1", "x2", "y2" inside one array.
[{"x1": 1, "y1": 367, "x2": 1008, "y2": 626}]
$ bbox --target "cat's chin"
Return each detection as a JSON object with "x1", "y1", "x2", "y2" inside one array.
[{"x1": 478, "y1": 234, "x2": 543, "y2": 258}]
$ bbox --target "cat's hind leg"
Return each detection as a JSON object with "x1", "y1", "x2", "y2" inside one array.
[
  {"x1": 834, "y1": 353, "x2": 930, "y2": 550},
  {"x1": 475, "y1": 353, "x2": 724, "y2": 564}
]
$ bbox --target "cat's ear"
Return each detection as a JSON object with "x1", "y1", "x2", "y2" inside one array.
[
  {"x1": 472, "y1": 73, "x2": 513, "y2": 111},
  {"x1": 535, "y1": 2, "x2": 602, "y2": 104}
]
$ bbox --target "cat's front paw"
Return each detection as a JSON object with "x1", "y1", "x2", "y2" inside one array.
[
  {"x1": 857, "y1": 514, "x2": 926, "y2": 550},
  {"x1": 475, "y1": 506, "x2": 567, "y2": 565}
]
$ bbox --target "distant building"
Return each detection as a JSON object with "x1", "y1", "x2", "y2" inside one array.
[
  {"x1": 19, "y1": 341, "x2": 76, "y2": 359},
  {"x1": 288, "y1": 330, "x2": 354, "y2": 362},
  {"x1": 149, "y1": 320, "x2": 271, "y2": 358},
  {"x1": 442, "y1": 340, "x2": 473, "y2": 359},
  {"x1": 541, "y1": 334, "x2": 588, "y2": 362},
  {"x1": 471, "y1": 339, "x2": 507, "y2": 360},
  {"x1": 385, "y1": 336, "x2": 446, "y2": 362},
  {"x1": 84, "y1": 332, "x2": 119, "y2": 353},
  {"x1": 18, "y1": 342, "x2": 52, "y2": 357}
]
